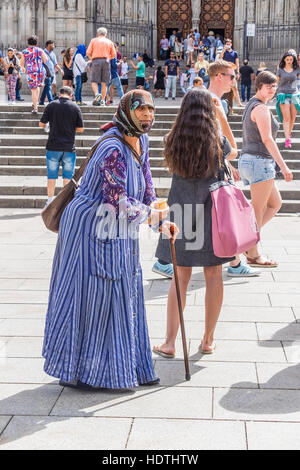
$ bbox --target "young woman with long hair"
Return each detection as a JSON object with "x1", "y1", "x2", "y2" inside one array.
[
  {"x1": 153, "y1": 88, "x2": 237, "y2": 356},
  {"x1": 62, "y1": 47, "x2": 74, "y2": 88},
  {"x1": 276, "y1": 51, "x2": 300, "y2": 148},
  {"x1": 239, "y1": 71, "x2": 293, "y2": 268}
]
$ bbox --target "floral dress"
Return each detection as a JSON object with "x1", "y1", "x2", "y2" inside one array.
[
  {"x1": 42, "y1": 126, "x2": 159, "y2": 389},
  {"x1": 22, "y1": 46, "x2": 46, "y2": 89}
]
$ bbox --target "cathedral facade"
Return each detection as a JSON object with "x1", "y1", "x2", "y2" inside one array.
[{"x1": 0, "y1": 1, "x2": 299, "y2": 59}]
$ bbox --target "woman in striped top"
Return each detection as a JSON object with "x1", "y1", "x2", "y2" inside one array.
[{"x1": 42, "y1": 90, "x2": 178, "y2": 390}]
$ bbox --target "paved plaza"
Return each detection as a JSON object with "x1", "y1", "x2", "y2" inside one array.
[{"x1": 0, "y1": 209, "x2": 299, "y2": 450}]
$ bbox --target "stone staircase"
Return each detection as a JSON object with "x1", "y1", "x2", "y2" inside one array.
[{"x1": 0, "y1": 103, "x2": 300, "y2": 213}]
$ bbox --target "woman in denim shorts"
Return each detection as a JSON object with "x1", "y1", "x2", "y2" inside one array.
[{"x1": 239, "y1": 71, "x2": 293, "y2": 268}]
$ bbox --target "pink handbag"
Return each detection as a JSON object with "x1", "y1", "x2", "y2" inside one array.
[{"x1": 210, "y1": 168, "x2": 260, "y2": 258}]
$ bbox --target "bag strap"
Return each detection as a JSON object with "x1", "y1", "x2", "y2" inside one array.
[{"x1": 71, "y1": 133, "x2": 143, "y2": 186}]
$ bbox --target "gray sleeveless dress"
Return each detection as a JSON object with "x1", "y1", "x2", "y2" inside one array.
[{"x1": 155, "y1": 139, "x2": 235, "y2": 267}]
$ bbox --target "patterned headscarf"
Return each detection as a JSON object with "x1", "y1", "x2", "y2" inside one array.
[{"x1": 113, "y1": 90, "x2": 155, "y2": 137}]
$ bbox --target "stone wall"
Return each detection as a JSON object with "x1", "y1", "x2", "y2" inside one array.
[{"x1": 0, "y1": 0, "x2": 299, "y2": 57}]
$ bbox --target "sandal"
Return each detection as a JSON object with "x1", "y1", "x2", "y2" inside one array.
[
  {"x1": 153, "y1": 345, "x2": 175, "y2": 359},
  {"x1": 200, "y1": 342, "x2": 216, "y2": 355},
  {"x1": 245, "y1": 254, "x2": 278, "y2": 268}
]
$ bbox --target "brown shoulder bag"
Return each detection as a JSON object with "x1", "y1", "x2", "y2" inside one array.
[{"x1": 41, "y1": 134, "x2": 142, "y2": 233}]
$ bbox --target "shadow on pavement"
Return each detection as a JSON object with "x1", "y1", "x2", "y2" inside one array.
[{"x1": 219, "y1": 364, "x2": 300, "y2": 416}]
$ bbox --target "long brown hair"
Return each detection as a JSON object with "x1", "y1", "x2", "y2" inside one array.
[
  {"x1": 64, "y1": 47, "x2": 73, "y2": 65},
  {"x1": 164, "y1": 88, "x2": 223, "y2": 178}
]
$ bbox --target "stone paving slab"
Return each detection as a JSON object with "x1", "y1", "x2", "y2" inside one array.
[
  {"x1": 282, "y1": 342, "x2": 300, "y2": 363},
  {"x1": 196, "y1": 291, "x2": 271, "y2": 307},
  {"x1": 0, "y1": 319, "x2": 45, "y2": 337},
  {"x1": 270, "y1": 294, "x2": 300, "y2": 308},
  {"x1": 50, "y1": 386, "x2": 213, "y2": 420},
  {"x1": 294, "y1": 308, "x2": 300, "y2": 321},
  {"x1": 256, "y1": 363, "x2": 300, "y2": 390},
  {"x1": 154, "y1": 360, "x2": 258, "y2": 389},
  {"x1": 0, "y1": 358, "x2": 50, "y2": 384},
  {"x1": 246, "y1": 422, "x2": 300, "y2": 450},
  {"x1": 214, "y1": 388, "x2": 300, "y2": 422},
  {"x1": 0, "y1": 384, "x2": 61, "y2": 415},
  {"x1": 256, "y1": 322, "x2": 300, "y2": 341},
  {"x1": 0, "y1": 291, "x2": 48, "y2": 304},
  {"x1": 0, "y1": 416, "x2": 132, "y2": 450},
  {"x1": 189, "y1": 340, "x2": 287, "y2": 363},
  {"x1": 148, "y1": 320, "x2": 258, "y2": 341},
  {"x1": 146, "y1": 305, "x2": 295, "y2": 323},
  {"x1": 127, "y1": 418, "x2": 246, "y2": 450},
  {"x1": 0, "y1": 337, "x2": 44, "y2": 358},
  {"x1": 0, "y1": 209, "x2": 300, "y2": 449},
  {"x1": 0, "y1": 304, "x2": 46, "y2": 319}
]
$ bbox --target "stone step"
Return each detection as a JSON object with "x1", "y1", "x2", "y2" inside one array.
[
  {"x1": 1, "y1": 136, "x2": 300, "y2": 151},
  {"x1": 0, "y1": 145, "x2": 298, "y2": 159},
  {"x1": 0, "y1": 165, "x2": 171, "y2": 177},
  {"x1": 0, "y1": 126, "x2": 172, "y2": 137},
  {"x1": 0, "y1": 155, "x2": 168, "y2": 167},
  {"x1": 0, "y1": 194, "x2": 298, "y2": 213},
  {"x1": 3, "y1": 126, "x2": 300, "y2": 139},
  {"x1": 0, "y1": 105, "x2": 180, "y2": 114},
  {"x1": 0, "y1": 119, "x2": 177, "y2": 129},
  {"x1": 0, "y1": 176, "x2": 299, "y2": 197}
]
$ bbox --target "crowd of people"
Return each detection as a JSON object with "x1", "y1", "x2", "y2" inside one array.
[
  {"x1": 0, "y1": 29, "x2": 299, "y2": 386},
  {"x1": 39, "y1": 62, "x2": 295, "y2": 387}
]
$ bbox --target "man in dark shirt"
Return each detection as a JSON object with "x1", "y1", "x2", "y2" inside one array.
[
  {"x1": 165, "y1": 52, "x2": 180, "y2": 100},
  {"x1": 239, "y1": 59, "x2": 255, "y2": 102},
  {"x1": 39, "y1": 86, "x2": 84, "y2": 207}
]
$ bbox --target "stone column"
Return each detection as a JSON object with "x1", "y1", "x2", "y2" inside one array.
[
  {"x1": 191, "y1": 0, "x2": 201, "y2": 30},
  {"x1": 233, "y1": 0, "x2": 246, "y2": 57}
]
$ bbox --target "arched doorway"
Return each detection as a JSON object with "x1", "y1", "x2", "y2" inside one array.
[
  {"x1": 157, "y1": 0, "x2": 192, "y2": 56},
  {"x1": 200, "y1": 0, "x2": 235, "y2": 42}
]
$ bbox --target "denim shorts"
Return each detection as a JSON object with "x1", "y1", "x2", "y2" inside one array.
[
  {"x1": 238, "y1": 153, "x2": 276, "y2": 186},
  {"x1": 46, "y1": 150, "x2": 76, "y2": 179}
]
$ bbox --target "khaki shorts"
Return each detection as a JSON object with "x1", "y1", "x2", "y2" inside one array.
[{"x1": 91, "y1": 58, "x2": 110, "y2": 84}]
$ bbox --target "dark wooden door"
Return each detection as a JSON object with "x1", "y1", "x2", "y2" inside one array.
[
  {"x1": 200, "y1": 0, "x2": 235, "y2": 40},
  {"x1": 157, "y1": 0, "x2": 192, "y2": 54}
]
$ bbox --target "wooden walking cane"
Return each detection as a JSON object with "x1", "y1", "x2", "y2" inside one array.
[{"x1": 169, "y1": 226, "x2": 191, "y2": 381}]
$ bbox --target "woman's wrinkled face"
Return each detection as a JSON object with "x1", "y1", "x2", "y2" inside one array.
[{"x1": 134, "y1": 105, "x2": 155, "y2": 131}]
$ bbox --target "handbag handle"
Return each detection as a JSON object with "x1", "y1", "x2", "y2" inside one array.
[{"x1": 71, "y1": 133, "x2": 142, "y2": 187}]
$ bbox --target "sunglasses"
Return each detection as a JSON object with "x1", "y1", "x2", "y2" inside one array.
[{"x1": 221, "y1": 73, "x2": 235, "y2": 80}]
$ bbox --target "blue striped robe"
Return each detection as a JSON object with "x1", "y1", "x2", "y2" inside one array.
[{"x1": 42, "y1": 127, "x2": 159, "y2": 388}]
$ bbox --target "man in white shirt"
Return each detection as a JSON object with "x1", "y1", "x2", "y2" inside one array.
[{"x1": 120, "y1": 56, "x2": 129, "y2": 93}]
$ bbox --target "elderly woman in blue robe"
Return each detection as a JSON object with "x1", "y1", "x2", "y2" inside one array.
[{"x1": 42, "y1": 90, "x2": 178, "y2": 390}]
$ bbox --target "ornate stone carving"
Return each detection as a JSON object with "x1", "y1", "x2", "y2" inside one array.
[
  {"x1": 138, "y1": 0, "x2": 144, "y2": 19},
  {"x1": 289, "y1": 0, "x2": 299, "y2": 18},
  {"x1": 56, "y1": 0, "x2": 65, "y2": 10},
  {"x1": 67, "y1": 0, "x2": 77, "y2": 10},
  {"x1": 111, "y1": 0, "x2": 119, "y2": 17},
  {"x1": 191, "y1": 0, "x2": 201, "y2": 19},
  {"x1": 125, "y1": 0, "x2": 132, "y2": 17},
  {"x1": 97, "y1": 0, "x2": 105, "y2": 15},
  {"x1": 274, "y1": 0, "x2": 284, "y2": 22}
]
